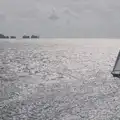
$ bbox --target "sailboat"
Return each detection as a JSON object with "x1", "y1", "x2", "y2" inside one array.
[{"x1": 111, "y1": 50, "x2": 120, "y2": 78}]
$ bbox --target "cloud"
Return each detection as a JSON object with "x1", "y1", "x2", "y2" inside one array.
[{"x1": 48, "y1": 8, "x2": 59, "y2": 21}]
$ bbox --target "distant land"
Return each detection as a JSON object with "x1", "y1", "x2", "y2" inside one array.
[{"x1": 0, "y1": 34, "x2": 40, "y2": 39}]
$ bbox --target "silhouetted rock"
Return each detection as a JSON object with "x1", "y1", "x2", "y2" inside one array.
[
  {"x1": 10, "y1": 36, "x2": 16, "y2": 39},
  {"x1": 23, "y1": 35, "x2": 30, "y2": 39},
  {"x1": 0, "y1": 34, "x2": 5, "y2": 38},
  {"x1": 31, "y1": 35, "x2": 39, "y2": 39}
]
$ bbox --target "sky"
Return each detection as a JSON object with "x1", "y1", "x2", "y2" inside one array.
[{"x1": 0, "y1": 0, "x2": 120, "y2": 38}]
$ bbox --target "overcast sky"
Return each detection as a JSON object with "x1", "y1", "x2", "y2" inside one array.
[{"x1": 0, "y1": 0, "x2": 120, "y2": 38}]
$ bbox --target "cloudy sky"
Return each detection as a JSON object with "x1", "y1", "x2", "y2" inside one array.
[{"x1": 0, "y1": 0, "x2": 120, "y2": 38}]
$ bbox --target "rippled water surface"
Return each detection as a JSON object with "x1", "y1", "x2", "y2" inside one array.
[{"x1": 0, "y1": 39, "x2": 120, "y2": 120}]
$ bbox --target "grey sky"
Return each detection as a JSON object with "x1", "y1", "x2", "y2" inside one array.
[{"x1": 0, "y1": 0, "x2": 120, "y2": 38}]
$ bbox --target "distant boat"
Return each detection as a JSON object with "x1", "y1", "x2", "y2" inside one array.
[
  {"x1": 10, "y1": 36, "x2": 16, "y2": 39},
  {"x1": 5, "y1": 36, "x2": 9, "y2": 39},
  {"x1": 111, "y1": 51, "x2": 120, "y2": 78},
  {"x1": 22, "y1": 35, "x2": 30, "y2": 39},
  {"x1": 31, "y1": 35, "x2": 39, "y2": 39}
]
